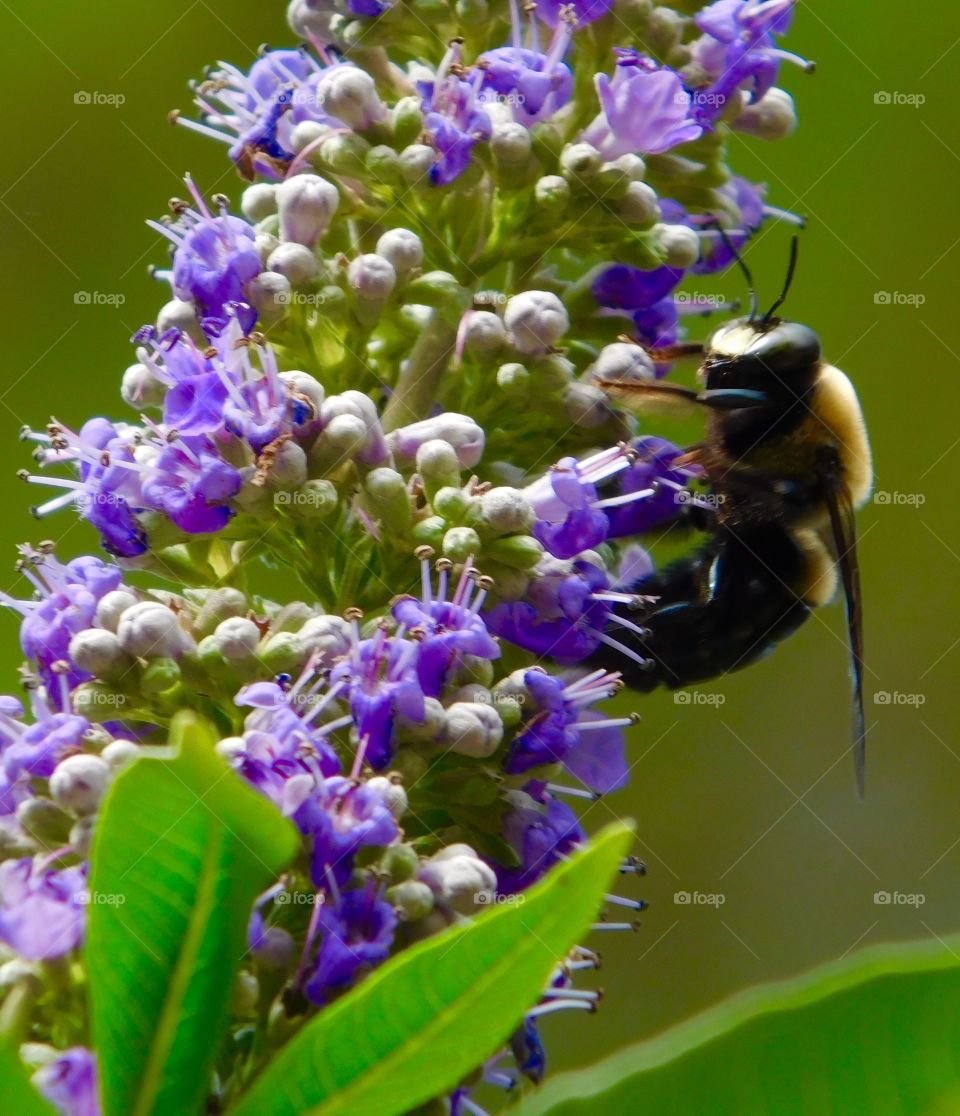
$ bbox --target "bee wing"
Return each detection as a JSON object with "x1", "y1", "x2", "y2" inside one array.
[
  {"x1": 818, "y1": 452, "x2": 866, "y2": 799},
  {"x1": 595, "y1": 378, "x2": 704, "y2": 419}
]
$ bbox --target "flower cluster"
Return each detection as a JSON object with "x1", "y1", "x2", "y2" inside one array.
[{"x1": 1, "y1": 0, "x2": 811, "y2": 1112}]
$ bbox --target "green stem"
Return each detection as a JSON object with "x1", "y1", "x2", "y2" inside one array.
[{"x1": 381, "y1": 312, "x2": 458, "y2": 432}]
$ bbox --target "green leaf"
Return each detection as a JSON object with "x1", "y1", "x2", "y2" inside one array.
[
  {"x1": 524, "y1": 934, "x2": 960, "y2": 1116},
  {"x1": 86, "y1": 711, "x2": 299, "y2": 1116},
  {"x1": 0, "y1": 1036, "x2": 55, "y2": 1116},
  {"x1": 231, "y1": 822, "x2": 634, "y2": 1116}
]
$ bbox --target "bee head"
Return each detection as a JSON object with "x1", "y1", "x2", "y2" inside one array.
[{"x1": 702, "y1": 317, "x2": 822, "y2": 402}]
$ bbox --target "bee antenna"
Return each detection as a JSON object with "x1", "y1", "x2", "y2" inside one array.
[
  {"x1": 762, "y1": 235, "x2": 800, "y2": 326},
  {"x1": 706, "y1": 218, "x2": 758, "y2": 321}
]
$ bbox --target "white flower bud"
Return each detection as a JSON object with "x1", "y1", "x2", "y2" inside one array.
[
  {"x1": 591, "y1": 341, "x2": 656, "y2": 383},
  {"x1": 240, "y1": 183, "x2": 278, "y2": 222},
  {"x1": 215, "y1": 737, "x2": 248, "y2": 763},
  {"x1": 462, "y1": 310, "x2": 505, "y2": 353},
  {"x1": 212, "y1": 617, "x2": 261, "y2": 661},
  {"x1": 255, "y1": 232, "x2": 280, "y2": 265},
  {"x1": 480, "y1": 487, "x2": 534, "y2": 534},
  {"x1": 655, "y1": 223, "x2": 700, "y2": 268},
  {"x1": 365, "y1": 775, "x2": 408, "y2": 819},
  {"x1": 297, "y1": 615, "x2": 351, "y2": 665},
  {"x1": 276, "y1": 173, "x2": 339, "y2": 247},
  {"x1": 395, "y1": 696, "x2": 446, "y2": 741},
  {"x1": 50, "y1": 754, "x2": 111, "y2": 815},
  {"x1": 443, "y1": 526, "x2": 482, "y2": 562},
  {"x1": 69, "y1": 816, "x2": 96, "y2": 858},
  {"x1": 619, "y1": 181, "x2": 661, "y2": 225},
  {"x1": 320, "y1": 413, "x2": 368, "y2": 457},
  {"x1": 612, "y1": 152, "x2": 647, "y2": 180},
  {"x1": 375, "y1": 228, "x2": 423, "y2": 274},
  {"x1": 280, "y1": 370, "x2": 325, "y2": 419},
  {"x1": 347, "y1": 253, "x2": 396, "y2": 301},
  {"x1": 101, "y1": 740, "x2": 141, "y2": 770},
  {"x1": 491, "y1": 122, "x2": 532, "y2": 164},
  {"x1": 267, "y1": 242, "x2": 320, "y2": 285},
  {"x1": 387, "y1": 413, "x2": 485, "y2": 469},
  {"x1": 265, "y1": 441, "x2": 309, "y2": 489},
  {"x1": 534, "y1": 174, "x2": 571, "y2": 212},
  {"x1": 315, "y1": 67, "x2": 386, "y2": 130},
  {"x1": 68, "y1": 629, "x2": 127, "y2": 675},
  {"x1": 560, "y1": 142, "x2": 602, "y2": 181},
  {"x1": 734, "y1": 87, "x2": 797, "y2": 141},
  {"x1": 505, "y1": 290, "x2": 569, "y2": 353},
  {"x1": 116, "y1": 601, "x2": 193, "y2": 659},
  {"x1": 419, "y1": 850, "x2": 498, "y2": 914},
  {"x1": 416, "y1": 439, "x2": 461, "y2": 486},
  {"x1": 387, "y1": 879, "x2": 434, "y2": 921},
  {"x1": 565, "y1": 381, "x2": 611, "y2": 428},
  {"x1": 444, "y1": 701, "x2": 503, "y2": 758},
  {"x1": 156, "y1": 298, "x2": 203, "y2": 341},
  {"x1": 121, "y1": 363, "x2": 166, "y2": 409},
  {"x1": 399, "y1": 143, "x2": 436, "y2": 183},
  {"x1": 95, "y1": 590, "x2": 139, "y2": 632},
  {"x1": 290, "y1": 120, "x2": 331, "y2": 154},
  {"x1": 245, "y1": 271, "x2": 292, "y2": 325},
  {"x1": 287, "y1": 0, "x2": 337, "y2": 42}
]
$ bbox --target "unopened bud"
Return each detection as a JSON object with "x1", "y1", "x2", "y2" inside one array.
[
  {"x1": 485, "y1": 533, "x2": 544, "y2": 569},
  {"x1": 245, "y1": 271, "x2": 292, "y2": 326},
  {"x1": 387, "y1": 879, "x2": 435, "y2": 921},
  {"x1": 267, "y1": 242, "x2": 320, "y2": 285},
  {"x1": 734, "y1": 87, "x2": 798, "y2": 140},
  {"x1": 366, "y1": 774, "x2": 409, "y2": 819},
  {"x1": 505, "y1": 290, "x2": 569, "y2": 354},
  {"x1": 364, "y1": 467, "x2": 413, "y2": 535},
  {"x1": 101, "y1": 740, "x2": 141, "y2": 770},
  {"x1": 444, "y1": 701, "x2": 503, "y2": 758},
  {"x1": 16, "y1": 797, "x2": 72, "y2": 848},
  {"x1": 416, "y1": 439, "x2": 461, "y2": 499},
  {"x1": 347, "y1": 253, "x2": 396, "y2": 301},
  {"x1": 618, "y1": 181, "x2": 661, "y2": 226},
  {"x1": 117, "y1": 602, "x2": 193, "y2": 659},
  {"x1": 140, "y1": 657, "x2": 181, "y2": 696},
  {"x1": 655, "y1": 222, "x2": 700, "y2": 268},
  {"x1": 534, "y1": 174, "x2": 570, "y2": 215},
  {"x1": 591, "y1": 341, "x2": 656, "y2": 383},
  {"x1": 68, "y1": 629, "x2": 128, "y2": 676},
  {"x1": 121, "y1": 363, "x2": 166, "y2": 409},
  {"x1": 212, "y1": 617, "x2": 261, "y2": 661},
  {"x1": 156, "y1": 298, "x2": 204, "y2": 343},
  {"x1": 399, "y1": 143, "x2": 436, "y2": 183},
  {"x1": 491, "y1": 122, "x2": 532, "y2": 165},
  {"x1": 315, "y1": 67, "x2": 386, "y2": 131},
  {"x1": 560, "y1": 142, "x2": 602, "y2": 182},
  {"x1": 50, "y1": 754, "x2": 111, "y2": 815},
  {"x1": 462, "y1": 310, "x2": 505, "y2": 353},
  {"x1": 376, "y1": 228, "x2": 423, "y2": 275},
  {"x1": 276, "y1": 173, "x2": 339, "y2": 247},
  {"x1": 479, "y1": 487, "x2": 534, "y2": 534},
  {"x1": 240, "y1": 183, "x2": 278, "y2": 222}
]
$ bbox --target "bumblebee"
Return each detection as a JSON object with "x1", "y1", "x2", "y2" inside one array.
[{"x1": 595, "y1": 242, "x2": 873, "y2": 795}]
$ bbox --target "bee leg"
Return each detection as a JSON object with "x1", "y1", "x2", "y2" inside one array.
[{"x1": 588, "y1": 523, "x2": 814, "y2": 691}]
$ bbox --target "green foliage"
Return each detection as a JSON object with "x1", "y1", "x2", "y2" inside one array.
[
  {"x1": 524, "y1": 934, "x2": 960, "y2": 1116},
  {"x1": 0, "y1": 1036, "x2": 55, "y2": 1115},
  {"x1": 85, "y1": 712, "x2": 298, "y2": 1116},
  {"x1": 230, "y1": 823, "x2": 634, "y2": 1116}
]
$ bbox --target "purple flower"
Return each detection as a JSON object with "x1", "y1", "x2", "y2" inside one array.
[
  {"x1": 690, "y1": 0, "x2": 809, "y2": 124},
  {"x1": 32, "y1": 1048, "x2": 100, "y2": 1116},
  {"x1": 0, "y1": 550, "x2": 122, "y2": 701},
  {"x1": 304, "y1": 883, "x2": 397, "y2": 1003},
  {"x1": 591, "y1": 264, "x2": 686, "y2": 349},
  {"x1": 503, "y1": 669, "x2": 628, "y2": 793},
  {"x1": 582, "y1": 53, "x2": 703, "y2": 160},
  {"x1": 331, "y1": 625, "x2": 426, "y2": 770},
  {"x1": 498, "y1": 790, "x2": 585, "y2": 892},
  {"x1": 392, "y1": 557, "x2": 500, "y2": 698},
  {"x1": 295, "y1": 776, "x2": 398, "y2": 887},
  {"x1": 0, "y1": 858, "x2": 86, "y2": 960},
  {"x1": 179, "y1": 49, "x2": 346, "y2": 179},
  {"x1": 485, "y1": 556, "x2": 612, "y2": 664},
  {"x1": 477, "y1": 16, "x2": 574, "y2": 126},
  {"x1": 148, "y1": 178, "x2": 261, "y2": 320},
  {"x1": 141, "y1": 437, "x2": 242, "y2": 535},
  {"x1": 604, "y1": 437, "x2": 695, "y2": 537},
  {"x1": 2, "y1": 712, "x2": 89, "y2": 783},
  {"x1": 535, "y1": 0, "x2": 611, "y2": 27},
  {"x1": 418, "y1": 46, "x2": 492, "y2": 185},
  {"x1": 230, "y1": 676, "x2": 345, "y2": 806}
]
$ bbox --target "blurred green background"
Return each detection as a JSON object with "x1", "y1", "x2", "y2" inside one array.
[{"x1": 1, "y1": 0, "x2": 958, "y2": 1095}]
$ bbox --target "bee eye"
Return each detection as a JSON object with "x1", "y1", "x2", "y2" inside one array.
[{"x1": 750, "y1": 322, "x2": 821, "y2": 372}]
